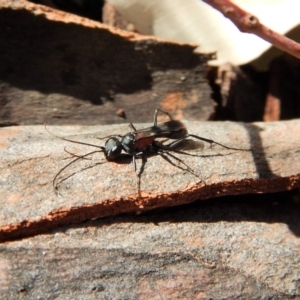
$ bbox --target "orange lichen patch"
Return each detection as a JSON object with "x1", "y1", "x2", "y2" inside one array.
[
  {"x1": 137, "y1": 269, "x2": 210, "y2": 299},
  {"x1": 0, "y1": 127, "x2": 21, "y2": 149},
  {"x1": 5, "y1": 193, "x2": 23, "y2": 205},
  {"x1": 160, "y1": 92, "x2": 187, "y2": 120}
]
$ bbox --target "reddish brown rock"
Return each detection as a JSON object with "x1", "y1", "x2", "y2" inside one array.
[
  {"x1": 0, "y1": 191, "x2": 299, "y2": 298},
  {"x1": 1, "y1": 119, "x2": 300, "y2": 241}
]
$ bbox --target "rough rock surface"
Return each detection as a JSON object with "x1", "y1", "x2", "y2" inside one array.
[
  {"x1": 1, "y1": 192, "x2": 299, "y2": 298},
  {"x1": 1, "y1": 119, "x2": 300, "y2": 241}
]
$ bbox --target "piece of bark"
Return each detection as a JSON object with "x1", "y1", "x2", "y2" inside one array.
[
  {"x1": 264, "y1": 54, "x2": 300, "y2": 121},
  {"x1": 1, "y1": 120, "x2": 300, "y2": 241},
  {"x1": 102, "y1": 1, "x2": 137, "y2": 32},
  {"x1": 29, "y1": 0, "x2": 104, "y2": 21},
  {"x1": 1, "y1": 192, "x2": 299, "y2": 298},
  {"x1": 0, "y1": 0, "x2": 213, "y2": 126},
  {"x1": 212, "y1": 64, "x2": 266, "y2": 121}
]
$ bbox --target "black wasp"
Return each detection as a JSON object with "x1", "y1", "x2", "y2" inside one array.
[{"x1": 48, "y1": 109, "x2": 245, "y2": 191}]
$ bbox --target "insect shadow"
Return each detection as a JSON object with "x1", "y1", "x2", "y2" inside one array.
[{"x1": 46, "y1": 109, "x2": 249, "y2": 194}]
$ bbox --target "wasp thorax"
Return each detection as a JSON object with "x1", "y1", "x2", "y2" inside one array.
[{"x1": 121, "y1": 133, "x2": 136, "y2": 154}]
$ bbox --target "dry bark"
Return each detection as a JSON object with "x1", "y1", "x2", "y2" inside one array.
[
  {"x1": 264, "y1": 54, "x2": 300, "y2": 121},
  {"x1": 0, "y1": 0, "x2": 214, "y2": 126}
]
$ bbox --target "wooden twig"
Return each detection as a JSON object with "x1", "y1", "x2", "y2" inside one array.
[{"x1": 203, "y1": 0, "x2": 300, "y2": 59}]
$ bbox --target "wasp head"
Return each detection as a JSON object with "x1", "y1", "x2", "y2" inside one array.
[{"x1": 104, "y1": 137, "x2": 122, "y2": 160}]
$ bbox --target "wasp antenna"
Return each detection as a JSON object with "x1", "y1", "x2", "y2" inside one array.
[
  {"x1": 54, "y1": 186, "x2": 62, "y2": 197},
  {"x1": 55, "y1": 158, "x2": 108, "y2": 192},
  {"x1": 97, "y1": 134, "x2": 123, "y2": 140},
  {"x1": 53, "y1": 149, "x2": 102, "y2": 191},
  {"x1": 63, "y1": 147, "x2": 104, "y2": 160},
  {"x1": 45, "y1": 124, "x2": 104, "y2": 149}
]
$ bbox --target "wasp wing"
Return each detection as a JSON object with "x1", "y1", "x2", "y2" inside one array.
[{"x1": 134, "y1": 120, "x2": 187, "y2": 140}]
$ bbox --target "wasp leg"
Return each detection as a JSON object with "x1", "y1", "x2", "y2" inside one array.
[
  {"x1": 153, "y1": 109, "x2": 174, "y2": 126},
  {"x1": 161, "y1": 134, "x2": 238, "y2": 151},
  {"x1": 155, "y1": 136, "x2": 190, "y2": 150},
  {"x1": 131, "y1": 150, "x2": 145, "y2": 172},
  {"x1": 130, "y1": 123, "x2": 137, "y2": 131},
  {"x1": 187, "y1": 134, "x2": 250, "y2": 151},
  {"x1": 131, "y1": 108, "x2": 174, "y2": 131},
  {"x1": 131, "y1": 155, "x2": 136, "y2": 172},
  {"x1": 150, "y1": 142, "x2": 200, "y2": 178},
  {"x1": 137, "y1": 154, "x2": 147, "y2": 197}
]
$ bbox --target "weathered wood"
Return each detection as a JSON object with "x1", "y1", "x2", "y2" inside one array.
[
  {"x1": 213, "y1": 64, "x2": 266, "y2": 121},
  {"x1": 1, "y1": 119, "x2": 300, "y2": 241},
  {"x1": 0, "y1": 0, "x2": 214, "y2": 126},
  {"x1": 264, "y1": 55, "x2": 300, "y2": 121}
]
